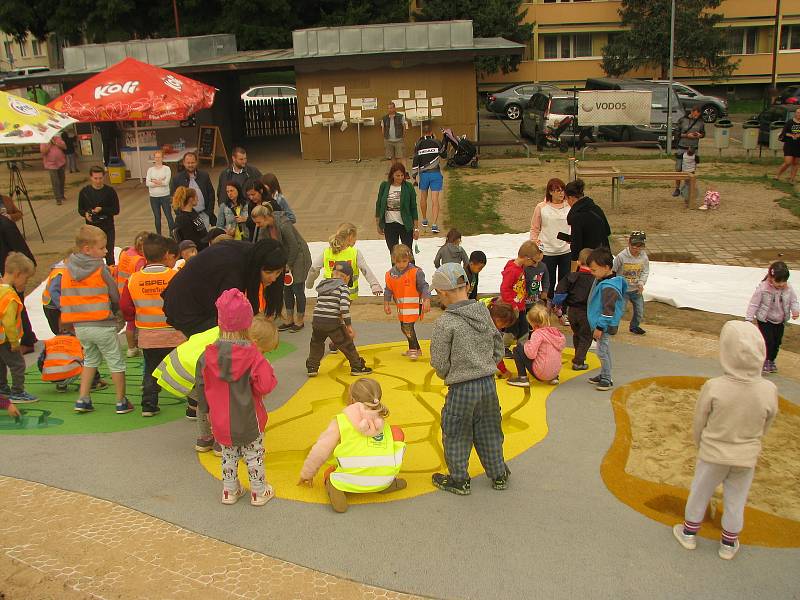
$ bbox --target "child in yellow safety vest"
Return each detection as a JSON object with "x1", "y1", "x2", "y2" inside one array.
[
  {"x1": 0, "y1": 252, "x2": 37, "y2": 404},
  {"x1": 117, "y1": 231, "x2": 148, "y2": 359},
  {"x1": 121, "y1": 234, "x2": 186, "y2": 417},
  {"x1": 298, "y1": 378, "x2": 406, "y2": 513},
  {"x1": 383, "y1": 244, "x2": 431, "y2": 361}
]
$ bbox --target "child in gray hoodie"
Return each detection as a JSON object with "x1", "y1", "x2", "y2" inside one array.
[
  {"x1": 673, "y1": 320, "x2": 778, "y2": 560},
  {"x1": 429, "y1": 263, "x2": 509, "y2": 495}
]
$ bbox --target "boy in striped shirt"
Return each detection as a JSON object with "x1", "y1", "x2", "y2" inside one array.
[{"x1": 306, "y1": 262, "x2": 372, "y2": 377}]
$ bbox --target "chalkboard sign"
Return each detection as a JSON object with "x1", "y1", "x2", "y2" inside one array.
[{"x1": 197, "y1": 125, "x2": 228, "y2": 168}]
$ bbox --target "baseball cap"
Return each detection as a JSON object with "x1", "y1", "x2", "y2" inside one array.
[
  {"x1": 629, "y1": 231, "x2": 646, "y2": 246},
  {"x1": 178, "y1": 240, "x2": 197, "y2": 253},
  {"x1": 333, "y1": 261, "x2": 354, "y2": 280},
  {"x1": 431, "y1": 263, "x2": 468, "y2": 291}
]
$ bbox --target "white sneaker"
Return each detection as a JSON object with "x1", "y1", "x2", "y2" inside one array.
[
  {"x1": 221, "y1": 485, "x2": 244, "y2": 505},
  {"x1": 549, "y1": 378, "x2": 560, "y2": 385},
  {"x1": 251, "y1": 484, "x2": 275, "y2": 506},
  {"x1": 698, "y1": 204, "x2": 708, "y2": 211},
  {"x1": 718, "y1": 540, "x2": 740, "y2": 560},
  {"x1": 126, "y1": 347, "x2": 140, "y2": 358},
  {"x1": 672, "y1": 524, "x2": 697, "y2": 550}
]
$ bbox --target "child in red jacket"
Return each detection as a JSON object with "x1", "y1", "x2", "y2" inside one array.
[
  {"x1": 500, "y1": 240, "x2": 541, "y2": 350},
  {"x1": 196, "y1": 288, "x2": 278, "y2": 507}
]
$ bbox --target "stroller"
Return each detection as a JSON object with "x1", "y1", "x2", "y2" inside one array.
[{"x1": 440, "y1": 128, "x2": 478, "y2": 168}]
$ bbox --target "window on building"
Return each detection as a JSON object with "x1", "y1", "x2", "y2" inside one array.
[
  {"x1": 542, "y1": 33, "x2": 594, "y2": 59},
  {"x1": 725, "y1": 28, "x2": 757, "y2": 55},
  {"x1": 17, "y1": 40, "x2": 27, "y2": 58},
  {"x1": 31, "y1": 40, "x2": 41, "y2": 56},
  {"x1": 3, "y1": 42, "x2": 13, "y2": 63},
  {"x1": 781, "y1": 25, "x2": 800, "y2": 50}
]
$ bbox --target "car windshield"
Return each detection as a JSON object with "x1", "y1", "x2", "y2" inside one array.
[{"x1": 550, "y1": 98, "x2": 577, "y2": 115}]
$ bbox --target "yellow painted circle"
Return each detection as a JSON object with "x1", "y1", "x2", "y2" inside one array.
[{"x1": 199, "y1": 340, "x2": 599, "y2": 504}]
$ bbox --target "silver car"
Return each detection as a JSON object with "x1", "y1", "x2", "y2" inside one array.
[{"x1": 486, "y1": 83, "x2": 562, "y2": 120}]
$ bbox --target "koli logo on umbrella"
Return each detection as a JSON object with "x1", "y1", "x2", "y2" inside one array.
[
  {"x1": 8, "y1": 96, "x2": 38, "y2": 117},
  {"x1": 163, "y1": 75, "x2": 183, "y2": 93},
  {"x1": 94, "y1": 80, "x2": 140, "y2": 100}
]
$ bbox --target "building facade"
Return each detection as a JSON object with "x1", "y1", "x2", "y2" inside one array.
[
  {"x1": 478, "y1": 0, "x2": 800, "y2": 90},
  {"x1": 0, "y1": 32, "x2": 62, "y2": 75}
]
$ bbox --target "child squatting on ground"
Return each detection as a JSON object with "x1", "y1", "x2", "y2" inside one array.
[
  {"x1": 196, "y1": 289, "x2": 278, "y2": 506},
  {"x1": 745, "y1": 261, "x2": 799, "y2": 374},
  {"x1": 553, "y1": 247, "x2": 594, "y2": 371},
  {"x1": 500, "y1": 240, "x2": 544, "y2": 350},
  {"x1": 429, "y1": 263, "x2": 510, "y2": 495},
  {"x1": 384, "y1": 244, "x2": 431, "y2": 360},
  {"x1": 478, "y1": 297, "x2": 518, "y2": 379},
  {"x1": 0, "y1": 252, "x2": 37, "y2": 404},
  {"x1": 586, "y1": 247, "x2": 627, "y2": 392},
  {"x1": 298, "y1": 377, "x2": 407, "y2": 513},
  {"x1": 507, "y1": 304, "x2": 566, "y2": 388},
  {"x1": 673, "y1": 320, "x2": 778, "y2": 560},
  {"x1": 612, "y1": 231, "x2": 649, "y2": 335}
]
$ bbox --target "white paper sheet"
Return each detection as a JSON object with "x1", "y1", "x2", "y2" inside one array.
[
  {"x1": 417, "y1": 98, "x2": 429, "y2": 108},
  {"x1": 304, "y1": 106, "x2": 317, "y2": 115},
  {"x1": 333, "y1": 112, "x2": 346, "y2": 123},
  {"x1": 333, "y1": 103, "x2": 345, "y2": 113},
  {"x1": 417, "y1": 108, "x2": 429, "y2": 118},
  {"x1": 431, "y1": 107, "x2": 442, "y2": 117},
  {"x1": 414, "y1": 90, "x2": 427, "y2": 99},
  {"x1": 303, "y1": 116, "x2": 313, "y2": 128},
  {"x1": 349, "y1": 109, "x2": 362, "y2": 119},
  {"x1": 405, "y1": 109, "x2": 417, "y2": 121},
  {"x1": 318, "y1": 103, "x2": 331, "y2": 113},
  {"x1": 392, "y1": 99, "x2": 404, "y2": 109},
  {"x1": 311, "y1": 114, "x2": 323, "y2": 124},
  {"x1": 398, "y1": 89, "x2": 410, "y2": 99},
  {"x1": 335, "y1": 95, "x2": 347, "y2": 104},
  {"x1": 308, "y1": 88, "x2": 320, "y2": 97},
  {"x1": 431, "y1": 97, "x2": 443, "y2": 107},
  {"x1": 333, "y1": 86, "x2": 346, "y2": 96},
  {"x1": 362, "y1": 98, "x2": 378, "y2": 110},
  {"x1": 351, "y1": 98, "x2": 363, "y2": 107},
  {"x1": 404, "y1": 100, "x2": 416, "y2": 109},
  {"x1": 321, "y1": 94, "x2": 334, "y2": 103},
  {"x1": 307, "y1": 97, "x2": 319, "y2": 106}
]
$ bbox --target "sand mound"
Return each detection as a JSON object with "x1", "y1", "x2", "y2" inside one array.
[{"x1": 624, "y1": 384, "x2": 800, "y2": 522}]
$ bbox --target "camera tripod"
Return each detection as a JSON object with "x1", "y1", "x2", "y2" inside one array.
[{"x1": 7, "y1": 161, "x2": 45, "y2": 243}]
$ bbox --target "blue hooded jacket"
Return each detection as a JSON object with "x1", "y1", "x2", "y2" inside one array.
[{"x1": 587, "y1": 274, "x2": 628, "y2": 334}]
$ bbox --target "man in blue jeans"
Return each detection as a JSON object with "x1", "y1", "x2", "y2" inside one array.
[
  {"x1": 411, "y1": 121, "x2": 445, "y2": 234},
  {"x1": 612, "y1": 231, "x2": 649, "y2": 335}
]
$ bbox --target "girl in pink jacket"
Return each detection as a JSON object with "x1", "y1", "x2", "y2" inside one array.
[
  {"x1": 298, "y1": 378, "x2": 406, "y2": 513},
  {"x1": 508, "y1": 304, "x2": 565, "y2": 388},
  {"x1": 197, "y1": 289, "x2": 278, "y2": 507}
]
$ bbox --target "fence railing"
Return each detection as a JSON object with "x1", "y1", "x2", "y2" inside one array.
[{"x1": 242, "y1": 98, "x2": 298, "y2": 137}]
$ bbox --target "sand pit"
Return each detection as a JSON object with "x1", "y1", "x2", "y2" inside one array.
[{"x1": 624, "y1": 383, "x2": 800, "y2": 523}]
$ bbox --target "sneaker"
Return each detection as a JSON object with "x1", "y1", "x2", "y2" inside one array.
[
  {"x1": 74, "y1": 399, "x2": 94, "y2": 413},
  {"x1": 431, "y1": 224, "x2": 440, "y2": 234},
  {"x1": 672, "y1": 524, "x2": 697, "y2": 550},
  {"x1": 251, "y1": 484, "x2": 275, "y2": 506},
  {"x1": 507, "y1": 376, "x2": 530, "y2": 388},
  {"x1": 422, "y1": 219, "x2": 429, "y2": 227},
  {"x1": 588, "y1": 375, "x2": 602, "y2": 385},
  {"x1": 698, "y1": 204, "x2": 709, "y2": 211},
  {"x1": 629, "y1": 326, "x2": 646, "y2": 335},
  {"x1": 307, "y1": 368, "x2": 319, "y2": 377},
  {"x1": 672, "y1": 188, "x2": 681, "y2": 197},
  {"x1": 767, "y1": 360, "x2": 778, "y2": 373},
  {"x1": 504, "y1": 347, "x2": 514, "y2": 359},
  {"x1": 718, "y1": 540, "x2": 740, "y2": 560},
  {"x1": 277, "y1": 322, "x2": 294, "y2": 332},
  {"x1": 549, "y1": 378, "x2": 560, "y2": 385},
  {"x1": 194, "y1": 437, "x2": 214, "y2": 452},
  {"x1": 185, "y1": 406, "x2": 197, "y2": 420},
  {"x1": 328, "y1": 342, "x2": 339, "y2": 354},
  {"x1": 0, "y1": 384, "x2": 11, "y2": 395},
  {"x1": 407, "y1": 349, "x2": 421, "y2": 361},
  {"x1": 91, "y1": 378, "x2": 109, "y2": 391},
  {"x1": 350, "y1": 364, "x2": 373, "y2": 376},
  {"x1": 10, "y1": 391, "x2": 38, "y2": 404},
  {"x1": 141, "y1": 405, "x2": 160, "y2": 417},
  {"x1": 289, "y1": 323, "x2": 304, "y2": 332},
  {"x1": 221, "y1": 485, "x2": 244, "y2": 505},
  {"x1": 491, "y1": 467, "x2": 511, "y2": 491},
  {"x1": 560, "y1": 315, "x2": 570, "y2": 326},
  {"x1": 115, "y1": 399, "x2": 134, "y2": 414},
  {"x1": 213, "y1": 441, "x2": 222, "y2": 457},
  {"x1": 55, "y1": 381, "x2": 70, "y2": 393},
  {"x1": 126, "y1": 347, "x2": 140, "y2": 358},
  {"x1": 595, "y1": 378, "x2": 614, "y2": 391},
  {"x1": 572, "y1": 362, "x2": 589, "y2": 371},
  {"x1": 431, "y1": 473, "x2": 471, "y2": 496}
]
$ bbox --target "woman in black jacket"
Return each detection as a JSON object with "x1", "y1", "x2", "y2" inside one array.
[
  {"x1": 171, "y1": 186, "x2": 208, "y2": 250},
  {"x1": 162, "y1": 238, "x2": 288, "y2": 337},
  {"x1": 564, "y1": 179, "x2": 610, "y2": 269}
]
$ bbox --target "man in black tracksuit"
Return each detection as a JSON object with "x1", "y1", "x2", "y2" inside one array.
[{"x1": 411, "y1": 122, "x2": 446, "y2": 234}]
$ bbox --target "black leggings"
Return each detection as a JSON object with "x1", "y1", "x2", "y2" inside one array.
[
  {"x1": 400, "y1": 322, "x2": 420, "y2": 350},
  {"x1": 542, "y1": 253, "x2": 572, "y2": 298},
  {"x1": 383, "y1": 222, "x2": 413, "y2": 255},
  {"x1": 757, "y1": 320, "x2": 784, "y2": 361}
]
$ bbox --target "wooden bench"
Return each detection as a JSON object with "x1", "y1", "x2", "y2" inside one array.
[
  {"x1": 569, "y1": 159, "x2": 696, "y2": 208},
  {"x1": 580, "y1": 140, "x2": 664, "y2": 160}
]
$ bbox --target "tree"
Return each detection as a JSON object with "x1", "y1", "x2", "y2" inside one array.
[
  {"x1": 414, "y1": 0, "x2": 532, "y2": 75},
  {"x1": 602, "y1": 0, "x2": 737, "y2": 80}
]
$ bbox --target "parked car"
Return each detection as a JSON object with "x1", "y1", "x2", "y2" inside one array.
[
  {"x1": 584, "y1": 78, "x2": 683, "y2": 146},
  {"x1": 777, "y1": 85, "x2": 800, "y2": 105},
  {"x1": 521, "y1": 91, "x2": 590, "y2": 150},
  {"x1": 241, "y1": 85, "x2": 297, "y2": 103},
  {"x1": 752, "y1": 104, "x2": 795, "y2": 145},
  {"x1": 486, "y1": 83, "x2": 562, "y2": 120},
  {"x1": 651, "y1": 80, "x2": 727, "y2": 123}
]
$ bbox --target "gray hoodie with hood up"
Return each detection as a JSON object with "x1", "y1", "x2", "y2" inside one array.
[
  {"x1": 430, "y1": 299, "x2": 503, "y2": 385},
  {"x1": 60, "y1": 252, "x2": 120, "y2": 327}
]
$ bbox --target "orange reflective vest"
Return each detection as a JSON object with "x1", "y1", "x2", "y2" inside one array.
[
  {"x1": 41, "y1": 335, "x2": 83, "y2": 381},
  {"x1": 385, "y1": 266, "x2": 421, "y2": 323},
  {"x1": 0, "y1": 286, "x2": 22, "y2": 344},
  {"x1": 258, "y1": 282, "x2": 266, "y2": 313},
  {"x1": 128, "y1": 265, "x2": 176, "y2": 330},
  {"x1": 116, "y1": 248, "x2": 143, "y2": 293},
  {"x1": 60, "y1": 268, "x2": 113, "y2": 324},
  {"x1": 41, "y1": 261, "x2": 66, "y2": 307}
]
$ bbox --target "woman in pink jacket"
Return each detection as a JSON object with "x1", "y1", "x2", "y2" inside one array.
[
  {"x1": 298, "y1": 378, "x2": 406, "y2": 513},
  {"x1": 508, "y1": 304, "x2": 566, "y2": 387},
  {"x1": 40, "y1": 135, "x2": 67, "y2": 205}
]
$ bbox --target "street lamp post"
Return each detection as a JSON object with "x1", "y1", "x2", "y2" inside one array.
[{"x1": 666, "y1": 0, "x2": 676, "y2": 155}]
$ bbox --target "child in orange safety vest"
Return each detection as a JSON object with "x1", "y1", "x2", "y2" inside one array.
[
  {"x1": 0, "y1": 252, "x2": 37, "y2": 404},
  {"x1": 117, "y1": 231, "x2": 148, "y2": 359},
  {"x1": 383, "y1": 244, "x2": 431, "y2": 361},
  {"x1": 37, "y1": 323, "x2": 109, "y2": 393},
  {"x1": 120, "y1": 233, "x2": 186, "y2": 417}
]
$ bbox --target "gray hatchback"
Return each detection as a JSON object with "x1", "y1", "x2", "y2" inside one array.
[{"x1": 486, "y1": 83, "x2": 562, "y2": 120}]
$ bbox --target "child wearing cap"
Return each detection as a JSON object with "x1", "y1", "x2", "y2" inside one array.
[
  {"x1": 612, "y1": 231, "x2": 649, "y2": 335},
  {"x1": 196, "y1": 288, "x2": 278, "y2": 506},
  {"x1": 429, "y1": 262, "x2": 510, "y2": 495},
  {"x1": 384, "y1": 244, "x2": 431, "y2": 361},
  {"x1": 307, "y1": 261, "x2": 372, "y2": 377},
  {"x1": 174, "y1": 240, "x2": 198, "y2": 270}
]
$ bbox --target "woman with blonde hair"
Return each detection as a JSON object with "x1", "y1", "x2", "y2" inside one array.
[{"x1": 171, "y1": 186, "x2": 208, "y2": 249}]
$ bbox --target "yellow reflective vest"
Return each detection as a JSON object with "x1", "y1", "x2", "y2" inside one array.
[
  {"x1": 323, "y1": 246, "x2": 359, "y2": 300},
  {"x1": 329, "y1": 414, "x2": 405, "y2": 493},
  {"x1": 153, "y1": 326, "x2": 219, "y2": 397}
]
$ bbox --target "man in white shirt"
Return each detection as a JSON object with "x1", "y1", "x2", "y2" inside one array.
[{"x1": 145, "y1": 150, "x2": 174, "y2": 235}]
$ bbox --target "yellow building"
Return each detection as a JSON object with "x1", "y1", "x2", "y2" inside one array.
[
  {"x1": 478, "y1": 0, "x2": 800, "y2": 89},
  {"x1": 0, "y1": 32, "x2": 60, "y2": 75}
]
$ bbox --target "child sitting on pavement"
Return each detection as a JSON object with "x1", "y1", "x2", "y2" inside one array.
[
  {"x1": 384, "y1": 244, "x2": 431, "y2": 361},
  {"x1": 553, "y1": 248, "x2": 595, "y2": 370},
  {"x1": 0, "y1": 252, "x2": 37, "y2": 404},
  {"x1": 298, "y1": 377, "x2": 407, "y2": 513},
  {"x1": 429, "y1": 263, "x2": 510, "y2": 495},
  {"x1": 478, "y1": 297, "x2": 518, "y2": 379},
  {"x1": 508, "y1": 304, "x2": 566, "y2": 388},
  {"x1": 673, "y1": 321, "x2": 778, "y2": 561},
  {"x1": 612, "y1": 231, "x2": 649, "y2": 335}
]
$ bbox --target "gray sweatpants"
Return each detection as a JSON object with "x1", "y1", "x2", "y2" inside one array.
[{"x1": 684, "y1": 458, "x2": 755, "y2": 536}]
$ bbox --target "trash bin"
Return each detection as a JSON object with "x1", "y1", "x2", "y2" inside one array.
[
  {"x1": 769, "y1": 121, "x2": 786, "y2": 151},
  {"x1": 107, "y1": 157, "x2": 126, "y2": 185},
  {"x1": 742, "y1": 119, "x2": 759, "y2": 150},
  {"x1": 714, "y1": 118, "x2": 733, "y2": 149}
]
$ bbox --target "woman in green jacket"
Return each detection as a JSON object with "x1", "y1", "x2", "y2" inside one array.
[{"x1": 375, "y1": 163, "x2": 420, "y2": 254}]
